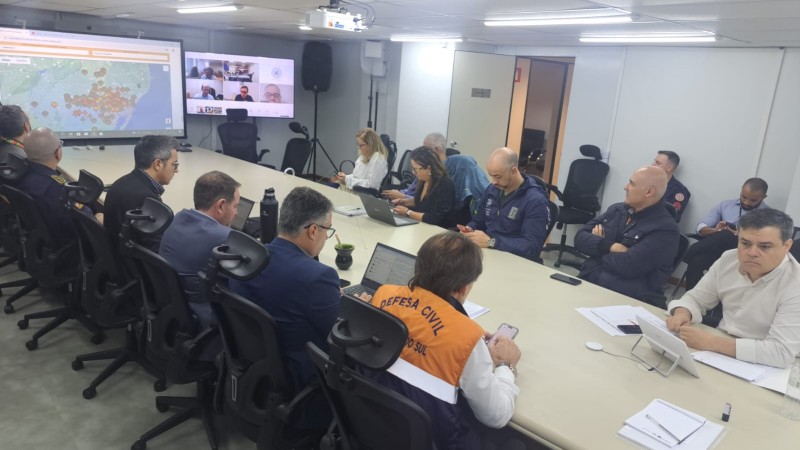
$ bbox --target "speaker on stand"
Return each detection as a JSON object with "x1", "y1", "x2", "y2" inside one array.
[{"x1": 301, "y1": 41, "x2": 338, "y2": 179}]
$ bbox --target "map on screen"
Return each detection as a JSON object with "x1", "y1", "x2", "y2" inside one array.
[{"x1": 0, "y1": 27, "x2": 185, "y2": 140}]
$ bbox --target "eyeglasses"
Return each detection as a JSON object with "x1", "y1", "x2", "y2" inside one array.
[
  {"x1": 160, "y1": 158, "x2": 179, "y2": 170},
  {"x1": 304, "y1": 222, "x2": 336, "y2": 239},
  {"x1": 411, "y1": 166, "x2": 427, "y2": 173},
  {"x1": 265, "y1": 92, "x2": 281, "y2": 99},
  {"x1": 54, "y1": 140, "x2": 64, "y2": 153},
  {"x1": 357, "y1": 142, "x2": 368, "y2": 148}
]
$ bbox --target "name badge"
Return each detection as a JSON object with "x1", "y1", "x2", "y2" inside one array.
[{"x1": 508, "y1": 207, "x2": 518, "y2": 220}]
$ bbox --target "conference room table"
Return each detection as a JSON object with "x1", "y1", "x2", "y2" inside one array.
[{"x1": 58, "y1": 145, "x2": 798, "y2": 450}]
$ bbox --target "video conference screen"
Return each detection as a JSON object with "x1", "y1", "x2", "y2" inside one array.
[
  {"x1": 185, "y1": 51, "x2": 294, "y2": 119},
  {"x1": 0, "y1": 26, "x2": 186, "y2": 140}
]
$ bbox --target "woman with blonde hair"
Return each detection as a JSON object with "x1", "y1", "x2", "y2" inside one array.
[{"x1": 332, "y1": 128, "x2": 388, "y2": 190}]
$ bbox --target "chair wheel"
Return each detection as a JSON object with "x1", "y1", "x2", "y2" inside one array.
[
  {"x1": 553, "y1": 262, "x2": 561, "y2": 268},
  {"x1": 72, "y1": 360, "x2": 85, "y2": 371},
  {"x1": 132, "y1": 440, "x2": 146, "y2": 450},
  {"x1": 155, "y1": 400, "x2": 170, "y2": 412},
  {"x1": 90, "y1": 333, "x2": 105, "y2": 345},
  {"x1": 17, "y1": 319, "x2": 28, "y2": 329},
  {"x1": 154, "y1": 379, "x2": 167, "y2": 392},
  {"x1": 82, "y1": 387, "x2": 97, "y2": 399},
  {"x1": 25, "y1": 339, "x2": 38, "y2": 351},
  {"x1": 4, "y1": 304, "x2": 13, "y2": 314}
]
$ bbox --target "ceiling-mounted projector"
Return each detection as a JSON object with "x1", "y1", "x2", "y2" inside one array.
[{"x1": 306, "y1": 8, "x2": 365, "y2": 32}]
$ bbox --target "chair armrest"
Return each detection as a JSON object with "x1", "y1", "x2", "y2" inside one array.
[
  {"x1": 547, "y1": 184, "x2": 564, "y2": 201},
  {"x1": 274, "y1": 382, "x2": 322, "y2": 424},
  {"x1": 214, "y1": 149, "x2": 223, "y2": 153},
  {"x1": 258, "y1": 149, "x2": 270, "y2": 159}
]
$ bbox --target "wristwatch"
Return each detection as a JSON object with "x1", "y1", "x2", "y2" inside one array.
[
  {"x1": 487, "y1": 237, "x2": 496, "y2": 248},
  {"x1": 496, "y1": 361, "x2": 517, "y2": 377}
]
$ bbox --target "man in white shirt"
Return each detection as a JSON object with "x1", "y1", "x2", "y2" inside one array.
[{"x1": 667, "y1": 208, "x2": 800, "y2": 368}]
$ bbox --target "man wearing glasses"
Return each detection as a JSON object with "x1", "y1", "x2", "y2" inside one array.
[
  {"x1": 263, "y1": 84, "x2": 282, "y2": 103},
  {"x1": 104, "y1": 135, "x2": 180, "y2": 251},
  {"x1": 17, "y1": 127, "x2": 100, "y2": 246},
  {"x1": 234, "y1": 85, "x2": 254, "y2": 102},
  {"x1": 230, "y1": 186, "x2": 339, "y2": 429}
]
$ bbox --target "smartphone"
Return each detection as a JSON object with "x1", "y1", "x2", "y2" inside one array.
[
  {"x1": 550, "y1": 273, "x2": 582, "y2": 285},
  {"x1": 339, "y1": 279, "x2": 351, "y2": 288},
  {"x1": 492, "y1": 323, "x2": 519, "y2": 341},
  {"x1": 617, "y1": 324, "x2": 642, "y2": 334},
  {"x1": 726, "y1": 222, "x2": 737, "y2": 231}
]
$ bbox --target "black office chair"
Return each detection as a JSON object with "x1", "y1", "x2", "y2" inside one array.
[
  {"x1": 445, "y1": 147, "x2": 460, "y2": 157},
  {"x1": 0, "y1": 154, "x2": 38, "y2": 314},
  {"x1": 217, "y1": 108, "x2": 270, "y2": 165},
  {"x1": 380, "y1": 133, "x2": 398, "y2": 185},
  {"x1": 2, "y1": 168, "x2": 103, "y2": 350},
  {"x1": 125, "y1": 198, "x2": 219, "y2": 450},
  {"x1": 67, "y1": 170, "x2": 162, "y2": 400},
  {"x1": 383, "y1": 149, "x2": 414, "y2": 190},
  {"x1": 307, "y1": 295, "x2": 434, "y2": 450},
  {"x1": 264, "y1": 122, "x2": 313, "y2": 176},
  {"x1": 529, "y1": 176, "x2": 560, "y2": 263},
  {"x1": 670, "y1": 233, "x2": 704, "y2": 300},
  {"x1": 542, "y1": 144, "x2": 610, "y2": 269},
  {"x1": 202, "y1": 231, "x2": 323, "y2": 449}
]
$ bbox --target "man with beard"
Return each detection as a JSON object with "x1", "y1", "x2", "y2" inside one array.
[{"x1": 682, "y1": 178, "x2": 769, "y2": 290}]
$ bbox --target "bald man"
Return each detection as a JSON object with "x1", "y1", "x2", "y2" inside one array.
[
  {"x1": 574, "y1": 166, "x2": 680, "y2": 305},
  {"x1": 16, "y1": 128, "x2": 100, "y2": 245},
  {"x1": 459, "y1": 147, "x2": 550, "y2": 262}
]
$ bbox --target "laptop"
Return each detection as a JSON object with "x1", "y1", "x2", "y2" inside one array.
[
  {"x1": 342, "y1": 243, "x2": 417, "y2": 298},
  {"x1": 230, "y1": 196, "x2": 261, "y2": 238},
  {"x1": 358, "y1": 194, "x2": 419, "y2": 227},
  {"x1": 636, "y1": 316, "x2": 700, "y2": 378}
]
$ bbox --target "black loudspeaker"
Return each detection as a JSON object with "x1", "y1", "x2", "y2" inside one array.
[{"x1": 302, "y1": 41, "x2": 333, "y2": 92}]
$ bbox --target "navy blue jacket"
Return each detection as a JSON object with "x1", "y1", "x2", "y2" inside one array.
[
  {"x1": 229, "y1": 237, "x2": 340, "y2": 395},
  {"x1": 467, "y1": 175, "x2": 550, "y2": 261},
  {"x1": 574, "y1": 202, "x2": 679, "y2": 301},
  {"x1": 664, "y1": 177, "x2": 691, "y2": 222}
]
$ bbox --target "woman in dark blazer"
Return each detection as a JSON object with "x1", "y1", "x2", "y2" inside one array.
[{"x1": 391, "y1": 146, "x2": 455, "y2": 227}]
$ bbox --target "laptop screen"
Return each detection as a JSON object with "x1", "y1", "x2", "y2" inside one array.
[
  {"x1": 231, "y1": 196, "x2": 255, "y2": 231},
  {"x1": 362, "y1": 243, "x2": 417, "y2": 287}
]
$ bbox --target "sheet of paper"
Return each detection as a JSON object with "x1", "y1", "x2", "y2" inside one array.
[
  {"x1": 691, "y1": 351, "x2": 768, "y2": 381},
  {"x1": 334, "y1": 205, "x2": 366, "y2": 216},
  {"x1": 751, "y1": 365, "x2": 791, "y2": 393},
  {"x1": 619, "y1": 421, "x2": 725, "y2": 450},
  {"x1": 464, "y1": 300, "x2": 489, "y2": 319},
  {"x1": 576, "y1": 305, "x2": 666, "y2": 336}
]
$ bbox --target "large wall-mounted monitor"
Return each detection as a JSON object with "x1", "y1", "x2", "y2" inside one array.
[
  {"x1": 185, "y1": 51, "x2": 294, "y2": 119},
  {"x1": 0, "y1": 26, "x2": 185, "y2": 140}
]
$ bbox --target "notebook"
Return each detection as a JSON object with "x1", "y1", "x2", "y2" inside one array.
[
  {"x1": 230, "y1": 196, "x2": 261, "y2": 237},
  {"x1": 342, "y1": 243, "x2": 416, "y2": 297},
  {"x1": 358, "y1": 194, "x2": 419, "y2": 227}
]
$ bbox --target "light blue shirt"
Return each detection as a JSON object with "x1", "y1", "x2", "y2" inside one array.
[{"x1": 696, "y1": 199, "x2": 769, "y2": 234}]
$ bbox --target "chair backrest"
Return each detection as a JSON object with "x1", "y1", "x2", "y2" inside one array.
[
  {"x1": 445, "y1": 147, "x2": 460, "y2": 157},
  {"x1": 218, "y1": 109, "x2": 259, "y2": 163},
  {"x1": 67, "y1": 170, "x2": 139, "y2": 326},
  {"x1": 545, "y1": 200, "x2": 560, "y2": 240},
  {"x1": 280, "y1": 137, "x2": 312, "y2": 175},
  {"x1": 520, "y1": 128, "x2": 545, "y2": 166},
  {"x1": 380, "y1": 134, "x2": 398, "y2": 172},
  {"x1": 674, "y1": 234, "x2": 690, "y2": 270},
  {"x1": 0, "y1": 152, "x2": 29, "y2": 183},
  {"x1": 307, "y1": 295, "x2": 434, "y2": 450},
  {"x1": 388, "y1": 149, "x2": 414, "y2": 188},
  {"x1": 561, "y1": 146, "x2": 609, "y2": 213},
  {"x1": 0, "y1": 183, "x2": 78, "y2": 287}
]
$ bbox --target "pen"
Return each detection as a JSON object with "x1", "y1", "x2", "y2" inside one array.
[{"x1": 645, "y1": 413, "x2": 680, "y2": 444}]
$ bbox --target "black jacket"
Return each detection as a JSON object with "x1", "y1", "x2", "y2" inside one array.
[
  {"x1": 575, "y1": 202, "x2": 680, "y2": 302},
  {"x1": 104, "y1": 169, "x2": 164, "y2": 251}
]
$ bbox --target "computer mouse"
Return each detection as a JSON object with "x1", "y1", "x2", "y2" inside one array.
[
  {"x1": 98, "y1": 145, "x2": 105, "y2": 150},
  {"x1": 585, "y1": 341, "x2": 604, "y2": 352},
  {"x1": 181, "y1": 142, "x2": 192, "y2": 148}
]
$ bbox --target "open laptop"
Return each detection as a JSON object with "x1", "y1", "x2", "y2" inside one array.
[
  {"x1": 342, "y1": 243, "x2": 416, "y2": 297},
  {"x1": 358, "y1": 194, "x2": 419, "y2": 227},
  {"x1": 230, "y1": 196, "x2": 261, "y2": 238},
  {"x1": 635, "y1": 316, "x2": 700, "y2": 378}
]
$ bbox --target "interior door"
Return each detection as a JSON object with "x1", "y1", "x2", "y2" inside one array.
[{"x1": 446, "y1": 51, "x2": 516, "y2": 166}]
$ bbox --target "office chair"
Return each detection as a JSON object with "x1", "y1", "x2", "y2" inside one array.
[
  {"x1": 203, "y1": 231, "x2": 323, "y2": 450},
  {"x1": 445, "y1": 147, "x2": 460, "y2": 157},
  {"x1": 217, "y1": 108, "x2": 270, "y2": 165},
  {"x1": 125, "y1": 198, "x2": 220, "y2": 450},
  {"x1": 383, "y1": 149, "x2": 414, "y2": 190},
  {"x1": 67, "y1": 170, "x2": 162, "y2": 400},
  {"x1": 542, "y1": 144, "x2": 609, "y2": 269},
  {"x1": 0, "y1": 154, "x2": 38, "y2": 314},
  {"x1": 307, "y1": 295, "x2": 434, "y2": 450},
  {"x1": 265, "y1": 122, "x2": 313, "y2": 176},
  {"x1": 670, "y1": 233, "x2": 704, "y2": 300},
  {"x1": 381, "y1": 133, "x2": 398, "y2": 179},
  {"x1": 530, "y1": 176, "x2": 560, "y2": 263},
  {"x1": 2, "y1": 172, "x2": 103, "y2": 350}
]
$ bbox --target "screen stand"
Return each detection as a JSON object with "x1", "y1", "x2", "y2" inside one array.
[
  {"x1": 630, "y1": 336, "x2": 682, "y2": 377},
  {"x1": 308, "y1": 88, "x2": 339, "y2": 179}
]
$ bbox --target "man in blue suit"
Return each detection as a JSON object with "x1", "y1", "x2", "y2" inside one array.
[{"x1": 230, "y1": 186, "x2": 339, "y2": 426}]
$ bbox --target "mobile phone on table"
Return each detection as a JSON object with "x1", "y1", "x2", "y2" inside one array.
[
  {"x1": 492, "y1": 323, "x2": 519, "y2": 341},
  {"x1": 617, "y1": 324, "x2": 642, "y2": 334},
  {"x1": 339, "y1": 279, "x2": 351, "y2": 288},
  {"x1": 550, "y1": 273, "x2": 582, "y2": 285}
]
